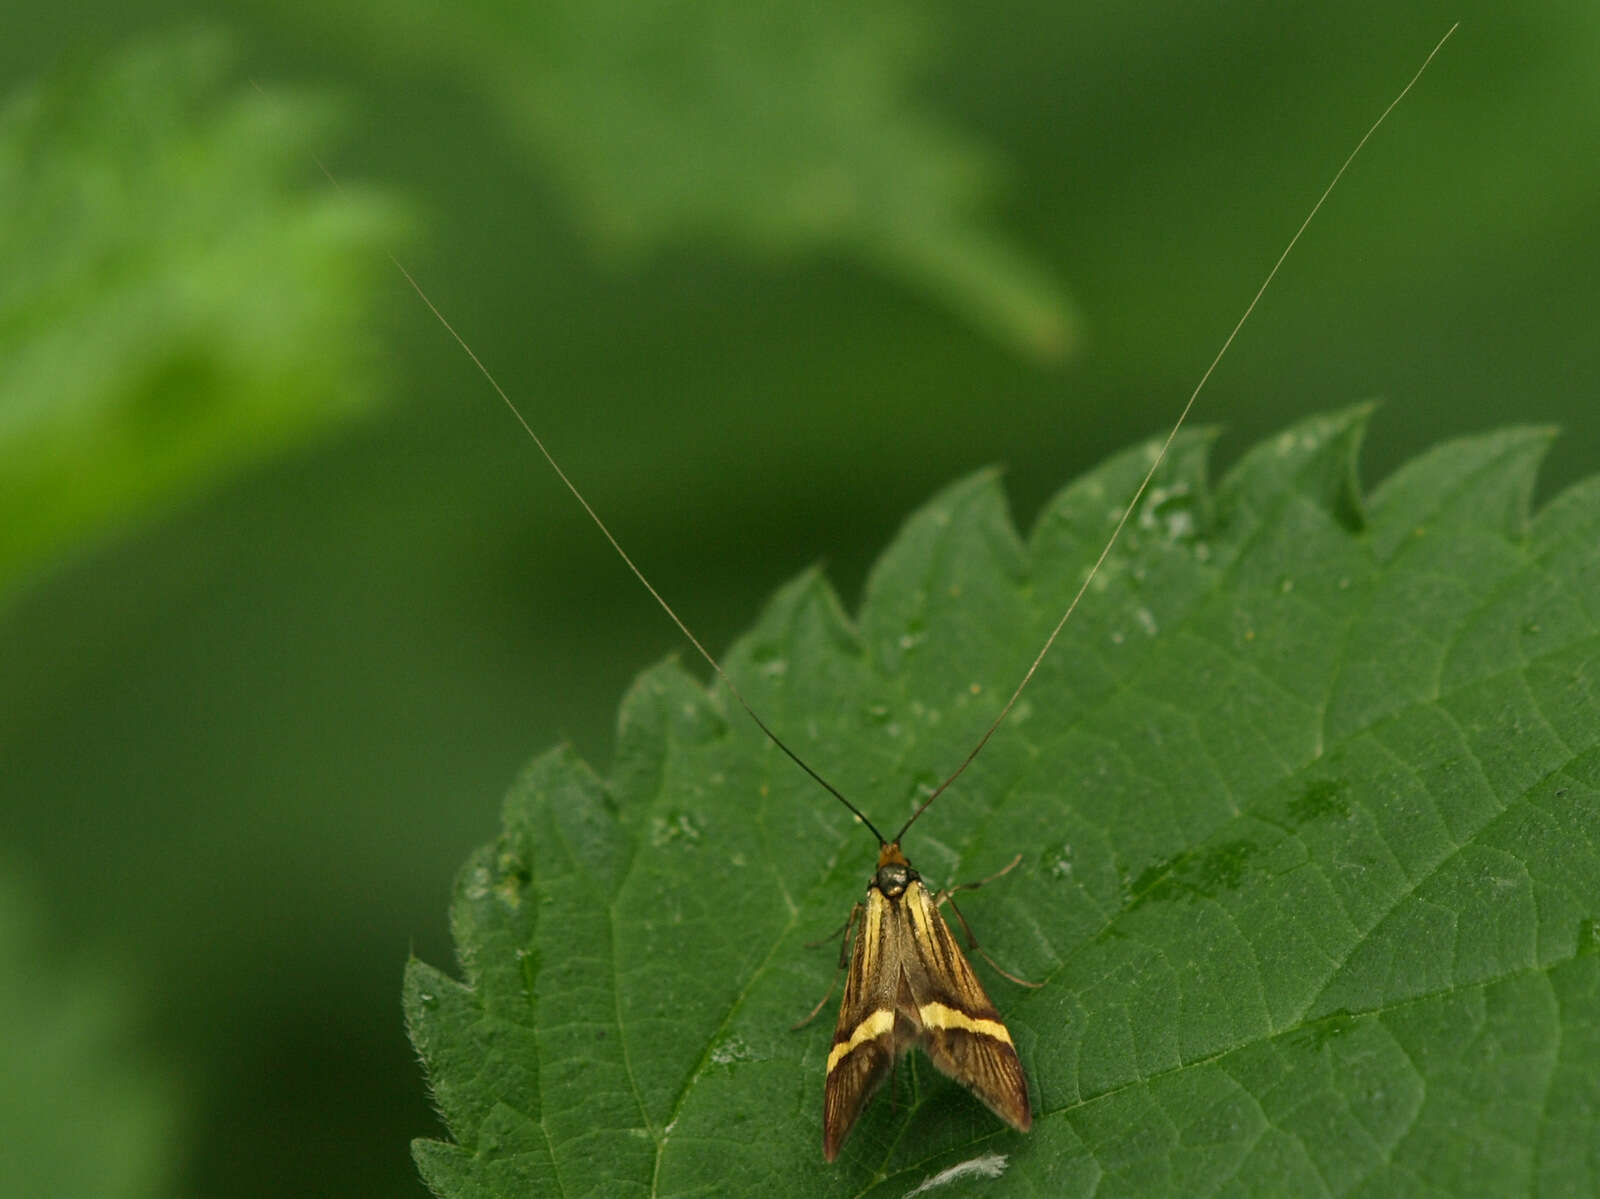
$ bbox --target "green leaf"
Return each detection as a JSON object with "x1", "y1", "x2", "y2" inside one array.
[
  {"x1": 0, "y1": 31, "x2": 407, "y2": 605},
  {"x1": 284, "y1": 0, "x2": 1075, "y2": 360},
  {"x1": 407, "y1": 409, "x2": 1600, "y2": 1195}
]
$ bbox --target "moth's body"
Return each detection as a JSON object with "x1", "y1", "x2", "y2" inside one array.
[{"x1": 823, "y1": 842, "x2": 1030, "y2": 1161}]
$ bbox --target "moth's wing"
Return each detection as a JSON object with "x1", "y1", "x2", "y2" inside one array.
[
  {"x1": 901, "y1": 880, "x2": 1032, "y2": 1132},
  {"x1": 822, "y1": 889, "x2": 902, "y2": 1161}
]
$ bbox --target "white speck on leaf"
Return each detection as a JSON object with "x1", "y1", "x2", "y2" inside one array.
[
  {"x1": 1137, "y1": 481, "x2": 1191, "y2": 535},
  {"x1": 650, "y1": 812, "x2": 702, "y2": 847},
  {"x1": 1135, "y1": 607, "x2": 1158, "y2": 636},
  {"x1": 1051, "y1": 847, "x2": 1073, "y2": 878},
  {"x1": 711, "y1": 1036, "x2": 757, "y2": 1065},
  {"x1": 902, "y1": 1153, "x2": 1010, "y2": 1196}
]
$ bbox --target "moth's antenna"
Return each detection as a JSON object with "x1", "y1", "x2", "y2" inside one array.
[
  {"x1": 394, "y1": 257, "x2": 890, "y2": 846},
  {"x1": 890, "y1": 22, "x2": 1458, "y2": 846},
  {"x1": 258, "y1": 84, "x2": 891, "y2": 848}
]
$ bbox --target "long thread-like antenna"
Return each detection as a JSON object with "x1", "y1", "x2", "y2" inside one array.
[
  {"x1": 389, "y1": 251, "x2": 893, "y2": 846},
  {"x1": 279, "y1": 22, "x2": 1453, "y2": 854},
  {"x1": 260, "y1": 94, "x2": 890, "y2": 845},
  {"x1": 889, "y1": 22, "x2": 1458, "y2": 845}
]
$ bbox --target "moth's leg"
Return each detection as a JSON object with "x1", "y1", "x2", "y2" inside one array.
[
  {"x1": 940, "y1": 852, "x2": 1024, "y2": 899},
  {"x1": 791, "y1": 902, "x2": 863, "y2": 1030},
  {"x1": 943, "y1": 895, "x2": 1043, "y2": 988},
  {"x1": 937, "y1": 856, "x2": 1044, "y2": 989},
  {"x1": 803, "y1": 912, "x2": 855, "y2": 951}
]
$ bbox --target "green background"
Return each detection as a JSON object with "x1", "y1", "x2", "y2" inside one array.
[{"x1": 2, "y1": 2, "x2": 1596, "y2": 1196}]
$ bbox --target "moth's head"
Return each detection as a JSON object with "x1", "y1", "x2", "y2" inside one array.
[{"x1": 873, "y1": 841, "x2": 917, "y2": 897}]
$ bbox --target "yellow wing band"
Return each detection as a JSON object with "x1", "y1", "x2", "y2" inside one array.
[
  {"x1": 917, "y1": 1001, "x2": 1013, "y2": 1046},
  {"x1": 826, "y1": 1008, "x2": 895, "y2": 1073}
]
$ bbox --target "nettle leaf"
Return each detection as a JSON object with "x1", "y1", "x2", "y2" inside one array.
[
  {"x1": 289, "y1": 0, "x2": 1073, "y2": 359},
  {"x1": 0, "y1": 31, "x2": 405, "y2": 602},
  {"x1": 407, "y1": 408, "x2": 1600, "y2": 1196}
]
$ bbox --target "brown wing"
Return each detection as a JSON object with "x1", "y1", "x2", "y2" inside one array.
[
  {"x1": 900, "y1": 879, "x2": 1031, "y2": 1132},
  {"x1": 822, "y1": 889, "x2": 908, "y2": 1161}
]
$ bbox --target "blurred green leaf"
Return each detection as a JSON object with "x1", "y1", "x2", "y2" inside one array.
[
  {"x1": 406, "y1": 409, "x2": 1600, "y2": 1194},
  {"x1": 0, "y1": 868, "x2": 181, "y2": 1199},
  {"x1": 294, "y1": 0, "x2": 1075, "y2": 359},
  {"x1": 0, "y1": 31, "x2": 407, "y2": 605}
]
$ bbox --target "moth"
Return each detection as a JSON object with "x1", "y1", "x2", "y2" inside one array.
[
  {"x1": 376, "y1": 23, "x2": 1455, "y2": 1163},
  {"x1": 820, "y1": 840, "x2": 1031, "y2": 1160}
]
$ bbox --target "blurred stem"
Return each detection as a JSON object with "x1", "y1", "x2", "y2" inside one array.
[{"x1": 871, "y1": 225, "x2": 1078, "y2": 363}]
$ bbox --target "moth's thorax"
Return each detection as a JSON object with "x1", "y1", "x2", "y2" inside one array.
[{"x1": 872, "y1": 841, "x2": 919, "y2": 898}]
